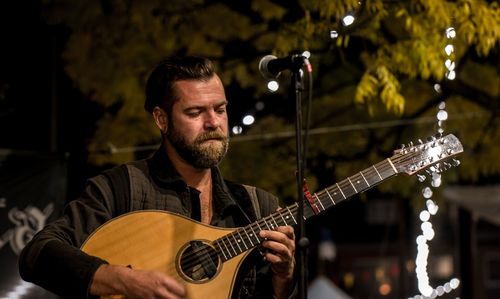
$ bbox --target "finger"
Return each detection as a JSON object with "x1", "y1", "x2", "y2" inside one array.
[
  {"x1": 261, "y1": 240, "x2": 293, "y2": 259},
  {"x1": 276, "y1": 226, "x2": 295, "y2": 240},
  {"x1": 259, "y1": 228, "x2": 291, "y2": 242},
  {"x1": 260, "y1": 230, "x2": 295, "y2": 250}
]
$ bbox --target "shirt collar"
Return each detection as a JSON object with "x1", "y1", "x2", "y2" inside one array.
[{"x1": 147, "y1": 146, "x2": 238, "y2": 212}]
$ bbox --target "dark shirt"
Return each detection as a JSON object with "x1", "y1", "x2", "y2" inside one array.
[{"x1": 19, "y1": 147, "x2": 281, "y2": 299}]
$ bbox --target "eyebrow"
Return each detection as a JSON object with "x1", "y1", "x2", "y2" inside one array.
[{"x1": 183, "y1": 100, "x2": 228, "y2": 112}]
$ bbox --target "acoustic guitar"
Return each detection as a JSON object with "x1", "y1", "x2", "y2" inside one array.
[{"x1": 81, "y1": 134, "x2": 463, "y2": 299}]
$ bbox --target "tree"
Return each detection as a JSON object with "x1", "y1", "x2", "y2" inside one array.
[{"x1": 41, "y1": 0, "x2": 499, "y2": 199}]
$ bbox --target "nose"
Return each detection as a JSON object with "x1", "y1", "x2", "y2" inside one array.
[{"x1": 204, "y1": 110, "x2": 221, "y2": 130}]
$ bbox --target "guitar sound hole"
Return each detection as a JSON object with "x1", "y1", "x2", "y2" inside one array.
[{"x1": 178, "y1": 240, "x2": 220, "y2": 283}]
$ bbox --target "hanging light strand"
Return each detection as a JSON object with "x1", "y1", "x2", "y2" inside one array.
[{"x1": 409, "y1": 26, "x2": 461, "y2": 299}]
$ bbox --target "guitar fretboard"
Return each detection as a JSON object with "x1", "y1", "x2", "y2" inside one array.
[{"x1": 213, "y1": 158, "x2": 399, "y2": 262}]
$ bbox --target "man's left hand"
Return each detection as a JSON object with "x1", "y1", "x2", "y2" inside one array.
[{"x1": 259, "y1": 226, "x2": 295, "y2": 279}]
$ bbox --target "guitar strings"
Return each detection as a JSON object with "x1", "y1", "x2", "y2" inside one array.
[{"x1": 176, "y1": 209, "x2": 296, "y2": 273}]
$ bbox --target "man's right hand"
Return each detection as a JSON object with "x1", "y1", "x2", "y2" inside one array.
[{"x1": 90, "y1": 264, "x2": 186, "y2": 299}]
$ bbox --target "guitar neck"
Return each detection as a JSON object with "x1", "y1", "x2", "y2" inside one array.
[
  {"x1": 213, "y1": 133, "x2": 463, "y2": 262},
  {"x1": 213, "y1": 158, "x2": 399, "y2": 262}
]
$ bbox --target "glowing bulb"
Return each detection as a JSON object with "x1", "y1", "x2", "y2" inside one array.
[
  {"x1": 431, "y1": 178, "x2": 442, "y2": 188},
  {"x1": 267, "y1": 80, "x2": 279, "y2": 92},
  {"x1": 420, "y1": 210, "x2": 430, "y2": 222},
  {"x1": 342, "y1": 14, "x2": 355, "y2": 26},
  {"x1": 444, "y1": 44, "x2": 454, "y2": 56},
  {"x1": 232, "y1": 126, "x2": 243, "y2": 135},
  {"x1": 422, "y1": 187, "x2": 433, "y2": 198},
  {"x1": 437, "y1": 110, "x2": 448, "y2": 121},
  {"x1": 330, "y1": 30, "x2": 339, "y2": 39},
  {"x1": 242, "y1": 115, "x2": 255, "y2": 126},
  {"x1": 444, "y1": 59, "x2": 455, "y2": 71},
  {"x1": 445, "y1": 27, "x2": 456, "y2": 39}
]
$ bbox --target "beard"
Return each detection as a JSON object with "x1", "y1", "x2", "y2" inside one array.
[{"x1": 166, "y1": 124, "x2": 229, "y2": 169}]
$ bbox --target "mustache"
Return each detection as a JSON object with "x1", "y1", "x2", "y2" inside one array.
[{"x1": 195, "y1": 130, "x2": 229, "y2": 143}]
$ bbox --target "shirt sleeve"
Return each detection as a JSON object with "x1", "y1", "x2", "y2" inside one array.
[{"x1": 19, "y1": 173, "x2": 118, "y2": 298}]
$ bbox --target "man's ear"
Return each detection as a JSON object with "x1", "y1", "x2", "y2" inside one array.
[{"x1": 152, "y1": 106, "x2": 168, "y2": 134}]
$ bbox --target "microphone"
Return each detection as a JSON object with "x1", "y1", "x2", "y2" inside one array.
[{"x1": 258, "y1": 54, "x2": 311, "y2": 79}]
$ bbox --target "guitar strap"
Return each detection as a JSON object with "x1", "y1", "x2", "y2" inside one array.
[
  {"x1": 101, "y1": 164, "x2": 130, "y2": 217},
  {"x1": 241, "y1": 184, "x2": 261, "y2": 220}
]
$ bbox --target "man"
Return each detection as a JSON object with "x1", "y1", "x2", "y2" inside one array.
[{"x1": 19, "y1": 56, "x2": 296, "y2": 299}]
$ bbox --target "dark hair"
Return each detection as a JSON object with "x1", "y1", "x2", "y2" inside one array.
[{"x1": 144, "y1": 56, "x2": 216, "y2": 114}]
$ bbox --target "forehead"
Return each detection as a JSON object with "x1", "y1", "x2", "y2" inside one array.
[{"x1": 173, "y1": 75, "x2": 226, "y2": 107}]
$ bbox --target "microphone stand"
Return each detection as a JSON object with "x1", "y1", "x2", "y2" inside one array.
[{"x1": 289, "y1": 55, "x2": 309, "y2": 299}]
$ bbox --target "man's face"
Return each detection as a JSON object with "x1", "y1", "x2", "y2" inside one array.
[{"x1": 166, "y1": 74, "x2": 229, "y2": 169}]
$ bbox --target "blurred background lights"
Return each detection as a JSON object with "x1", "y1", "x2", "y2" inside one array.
[
  {"x1": 446, "y1": 70, "x2": 456, "y2": 80},
  {"x1": 419, "y1": 210, "x2": 430, "y2": 221},
  {"x1": 437, "y1": 110, "x2": 448, "y2": 121},
  {"x1": 255, "y1": 101, "x2": 265, "y2": 111},
  {"x1": 342, "y1": 14, "x2": 355, "y2": 26},
  {"x1": 444, "y1": 59, "x2": 455, "y2": 71},
  {"x1": 450, "y1": 278, "x2": 460, "y2": 289},
  {"x1": 431, "y1": 177, "x2": 442, "y2": 187},
  {"x1": 379, "y1": 282, "x2": 392, "y2": 296},
  {"x1": 422, "y1": 187, "x2": 433, "y2": 198},
  {"x1": 445, "y1": 27, "x2": 456, "y2": 39},
  {"x1": 330, "y1": 30, "x2": 338, "y2": 39},
  {"x1": 232, "y1": 125, "x2": 243, "y2": 135},
  {"x1": 267, "y1": 80, "x2": 279, "y2": 92},
  {"x1": 444, "y1": 44, "x2": 454, "y2": 56},
  {"x1": 433, "y1": 83, "x2": 441, "y2": 93},
  {"x1": 242, "y1": 114, "x2": 255, "y2": 126},
  {"x1": 411, "y1": 97, "x2": 460, "y2": 298}
]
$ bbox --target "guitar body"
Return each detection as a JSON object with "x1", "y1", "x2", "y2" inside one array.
[{"x1": 81, "y1": 210, "x2": 252, "y2": 299}]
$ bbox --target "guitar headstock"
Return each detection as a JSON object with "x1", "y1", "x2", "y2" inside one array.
[{"x1": 393, "y1": 134, "x2": 463, "y2": 176}]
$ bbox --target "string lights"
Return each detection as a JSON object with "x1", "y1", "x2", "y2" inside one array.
[{"x1": 409, "y1": 26, "x2": 461, "y2": 299}]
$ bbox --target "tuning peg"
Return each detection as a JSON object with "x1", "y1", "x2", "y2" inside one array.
[
  {"x1": 409, "y1": 141, "x2": 414, "y2": 147},
  {"x1": 418, "y1": 139, "x2": 423, "y2": 144},
  {"x1": 417, "y1": 174, "x2": 426, "y2": 182},
  {"x1": 452, "y1": 158, "x2": 461, "y2": 166}
]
